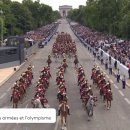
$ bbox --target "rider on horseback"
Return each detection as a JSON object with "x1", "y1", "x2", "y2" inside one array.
[
  {"x1": 57, "y1": 91, "x2": 68, "y2": 103},
  {"x1": 57, "y1": 100, "x2": 70, "y2": 116},
  {"x1": 74, "y1": 55, "x2": 79, "y2": 68},
  {"x1": 47, "y1": 55, "x2": 52, "y2": 67}
]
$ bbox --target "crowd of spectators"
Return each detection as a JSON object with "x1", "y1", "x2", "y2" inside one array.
[
  {"x1": 25, "y1": 23, "x2": 58, "y2": 41},
  {"x1": 71, "y1": 24, "x2": 130, "y2": 68}
]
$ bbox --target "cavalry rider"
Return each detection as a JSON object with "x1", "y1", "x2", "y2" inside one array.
[
  {"x1": 74, "y1": 54, "x2": 79, "y2": 68},
  {"x1": 62, "y1": 58, "x2": 68, "y2": 71},
  {"x1": 36, "y1": 83, "x2": 46, "y2": 94},
  {"x1": 63, "y1": 53, "x2": 66, "y2": 59},
  {"x1": 106, "y1": 89, "x2": 113, "y2": 109},
  {"x1": 57, "y1": 100, "x2": 70, "y2": 116},
  {"x1": 57, "y1": 91, "x2": 68, "y2": 103},
  {"x1": 47, "y1": 55, "x2": 52, "y2": 67},
  {"x1": 63, "y1": 57, "x2": 66, "y2": 63},
  {"x1": 27, "y1": 64, "x2": 34, "y2": 71},
  {"x1": 33, "y1": 85, "x2": 48, "y2": 108},
  {"x1": 105, "y1": 81, "x2": 111, "y2": 90},
  {"x1": 10, "y1": 82, "x2": 21, "y2": 102}
]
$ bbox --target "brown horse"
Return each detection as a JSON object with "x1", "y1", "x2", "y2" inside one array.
[
  {"x1": 19, "y1": 86, "x2": 25, "y2": 100},
  {"x1": 12, "y1": 93, "x2": 20, "y2": 108},
  {"x1": 59, "y1": 101, "x2": 70, "y2": 129},
  {"x1": 106, "y1": 90, "x2": 113, "y2": 110}
]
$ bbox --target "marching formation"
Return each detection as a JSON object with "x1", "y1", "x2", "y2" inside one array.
[
  {"x1": 10, "y1": 65, "x2": 33, "y2": 108},
  {"x1": 91, "y1": 65, "x2": 113, "y2": 110},
  {"x1": 2, "y1": 18, "x2": 130, "y2": 130},
  {"x1": 9, "y1": 27, "x2": 114, "y2": 130},
  {"x1": 52, "y1": 32, "x2": 77, "y2": 58},
  {"x1": 76, "y1": 65, "x2": 97, "y2": 121},
  {"x1": 51, "y1": 32, "x2": 71, "y2": 130},
  {"x1": 56, "y1": 64, "x2": 70, "y2": 130},
  {"x1": 31, "y1": 66, "x2": 51, "y2": 108}
]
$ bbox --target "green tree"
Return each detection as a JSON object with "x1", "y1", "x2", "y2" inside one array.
[
  {"x1": 10, "y1": 1, "x2": 33, "y2": 34},
  {"x1": 1, "y1": 0, "x2": 60, "y2": 39},
  {"x1": 68, "y1": 0, "x2": 130, "y2": 39}
]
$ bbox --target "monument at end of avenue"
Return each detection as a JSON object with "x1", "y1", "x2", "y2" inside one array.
[{"x1": 59, "y1": 5, "x2": 72, "y2": 17}]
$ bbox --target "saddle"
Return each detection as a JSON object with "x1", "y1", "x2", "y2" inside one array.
[
  {"x1": 106, "y1": 92, "x2": 113, "y2": 101},
  {"x1": 60, "y1": 104, "x2": 68, "y2": 114},
  {"x1": 13, "y1": 94, "x2": 19, "y2": 103}
]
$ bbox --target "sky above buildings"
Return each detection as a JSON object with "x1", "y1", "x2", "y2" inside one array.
[{"x1": 11, "y1": 0, "x2": 87, "y2": 10}]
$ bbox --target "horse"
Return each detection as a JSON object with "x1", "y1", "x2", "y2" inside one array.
[
  {"x1": 19, "y1": 86, "x2": 25, "y2": 101},
  {"x1": 57, "y1": 92, "x2": 68, "y2": 103},
  {"x1": 106, "y1": 90, "x2": 113, "y2": 110},
  {"x1": 12, "y1": 93, "x2": 20, "y2": 108},
  {"x1": 32, "y1": 97, "x2": 49, "y2": 108},
  {"x1": 54, "y1": 53, "x2": 59, "y2": 61},
  {"x1": 32, "y1": 98, "x2": 43, "y2": 108},
  {"x1": 85, "y1": 96, "x2": 94, "y2": 121},
  {"x1": 59, "y1": 101, "x2": 70, "y2": 130}
]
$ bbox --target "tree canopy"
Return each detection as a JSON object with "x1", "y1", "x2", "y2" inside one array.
[
  {"x1": 0, "y1": 0, "x2": 60, "y2": 39},
  {"x1": 68, "y1": 0, "x2": 130, "y2": 39}
]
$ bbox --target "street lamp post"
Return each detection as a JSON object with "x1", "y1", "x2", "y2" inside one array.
[{"x1": 0, "y1": 9, "x2": 3, "y2": 46}]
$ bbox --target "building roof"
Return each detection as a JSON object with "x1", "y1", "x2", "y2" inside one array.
[{"x1": 0, "y1": 47, "x2": 17, "y2": 51}]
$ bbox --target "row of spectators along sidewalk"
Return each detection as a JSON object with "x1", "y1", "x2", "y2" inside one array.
[{"x1": 70, "y1": 23, "x2": 130, "y2": 88}]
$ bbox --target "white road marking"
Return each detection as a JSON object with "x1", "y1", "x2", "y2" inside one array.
[
  {"x1": 110, "y1": 79, "x2": 114, "y2": 84},
  {"x1": 3, "y1": 106, "x2": 11, "y2": 108},
  {"x1": 104, "y1": 72, "x2": 106, "y2": 75},
  {"x1": 0, "y1": 93, "x2": 6, "y2": 99},
  {"x1": 87, "y1": 52, "x2": 92, "y2": 58},
  {"x1": 64, "y1": 127, "x2": 67, "y2": 130},
  {"x1": 118, "y1": 90, "x2": 124, "y2": 97},
  {"x1": 26, "y1": 104, "x2": 28, "y2": 108},
  {"x1": 106, "y1": 75, "x2": 109, "y2": 79},
  {"x1": 124, "y1": 98, "x2": 130, "y2": 105},
  {"x1": 54, "y1": 116, "x2": 60, "y2": 130},
  {"x1": 100, "y1": 68, "x2": 103, "y2": 71},
  {"x1": 7, "y1": 87, "x2": 11, "y2": 92},
  {"x1": 114, "y1": 84, "x2": 119, "y2": 89},
  {"x1": 23, "y1": 99, "x2": 31, "y2": 104}
]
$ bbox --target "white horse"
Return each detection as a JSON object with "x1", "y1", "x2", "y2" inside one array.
[
  {"x1": 86, "y1": 96, "x2": 94, "y2": 121},
  {"x1": 33, "y1": 98, "x2": 43, "y2": 108},
  {"x1": 32, "y1": 98, "x2": 50, "y2": 108}
]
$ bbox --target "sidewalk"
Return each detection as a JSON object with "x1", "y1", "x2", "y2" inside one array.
[
  {"x1": 0, "y1": 65, "x2": 20, "y2": 86},
  {"x1": 0, "y1": 60, "x2": 26, "y2": 87},
  {"x1": 0, "y1": 27, "x2": 57, "y2": 87},
  {"x1": 71, "y1": 27, "x2": 130, "y2": 88}
]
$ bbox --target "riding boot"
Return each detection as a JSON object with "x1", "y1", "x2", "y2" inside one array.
[
  {"x1": 57, "y1": 110, "x2": 60, "y2": 116},
  {"x1": 68, "y1": 109, "x2": 70, "y2": 115},
  {"x1": 10, "y1": 96, "x2": 12, "y2": 102}
]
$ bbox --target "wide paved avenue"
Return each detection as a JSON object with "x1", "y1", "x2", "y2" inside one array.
[{"x1": 0, "y1": 19, "x2": 130, "y2": 130}]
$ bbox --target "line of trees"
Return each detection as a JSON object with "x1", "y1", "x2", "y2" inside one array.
[
  {"x1": 68, "y1": 0, "x2": 130, "y2": 39},
  {"x1": 0, "y1": 0, "x2": 60, "y2": 38}
]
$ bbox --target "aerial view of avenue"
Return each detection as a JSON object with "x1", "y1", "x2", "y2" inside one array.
[{"x1": 0, "y1": 0, "x2": 130, "y2": 130}]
